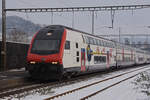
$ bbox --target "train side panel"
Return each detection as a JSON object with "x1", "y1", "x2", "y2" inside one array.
[
  {"x1": 63, "y1": 29, "x2": 117, "y2": 74},
  {"x1": 63, "y1": 29, "x2": 83, "y2": 73}
]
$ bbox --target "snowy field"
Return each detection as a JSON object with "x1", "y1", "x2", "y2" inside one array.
[{"x1": 2, "y1": 65, "x2": 150, "y2": 100}]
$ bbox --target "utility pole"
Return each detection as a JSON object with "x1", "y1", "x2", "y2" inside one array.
[
  {"x1": 72, "y1": 11, "x2": 74, "y2": 28},
  {"x1": 1, "y1": 0, "x2": 7, "y2": 71},
  {"x1": 119, "y1": 27, "x2": 121, "y2": 43},
  {"x1": 92, "y1": 11, "x2": 94, "y2": 34},
  {"x1": 51, "y1": 12, "x2": 53, "y2": 24}
]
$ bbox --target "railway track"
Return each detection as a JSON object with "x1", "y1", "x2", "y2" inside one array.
[
  {"x1": 0, "y1": 80, "x2": 58, "y2": 98},
  {"x1": 45, "y1": 66, "x2": 150, "y2": 100},
  {"x1": 0, "y1": 65, "x2": 149, "y2": 99}
]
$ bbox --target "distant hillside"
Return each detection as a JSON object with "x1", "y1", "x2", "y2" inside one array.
[{"x1": 0, "y1": 16, "x2": 41, "y2": 36}]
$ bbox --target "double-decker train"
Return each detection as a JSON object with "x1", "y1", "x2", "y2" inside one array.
[{"x1": 26, "y1": 25, "x2": 150, "y2": 80}]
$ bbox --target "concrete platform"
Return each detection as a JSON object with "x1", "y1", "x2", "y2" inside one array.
[{"x1": 0, "y1": 68, "x2": 29, "y2": 90}]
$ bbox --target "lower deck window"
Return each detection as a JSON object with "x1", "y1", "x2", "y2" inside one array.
[
  {"x1": 138, "y1": 57, "x2": 144, "y2": 61},
  {"x1": 77, "y1": 57, "x2": 79, "y2": 62},
  {"x1": 94, "y1": 56, "x2": 106, "y2": 64}
]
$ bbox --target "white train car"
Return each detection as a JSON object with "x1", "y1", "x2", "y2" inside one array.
[
  {"x1": 135, "y1": 49, "x2": 146, "y2": 65},
  {"x1": 27, "y1": 25, "x2": 150, "y2": 80},
  {"x1": 116, "y1": 44, "x2": 136, "y2": 67},
  {"x1": 63, "y1": 28, "x2": 117, "y2": 75}
]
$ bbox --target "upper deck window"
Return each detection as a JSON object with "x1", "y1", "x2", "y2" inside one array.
[
  {"x1": 93, "y1": 39, "x2": 97, "y2": 45},
  {"x1": 85, "y1": 36, "x2": 90, "y2": 44},
  {"x1": 65, "y1": 40, "x2": 70, "y2": 50},
  {"x1": 89, "y1": 37, "x2": 94, "y2": 44}
]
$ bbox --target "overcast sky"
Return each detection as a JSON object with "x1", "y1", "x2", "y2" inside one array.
[{"x1": 1, "y1": 0, "x2": 150, "y2": 36}]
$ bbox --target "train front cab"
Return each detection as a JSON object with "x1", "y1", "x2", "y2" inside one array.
[{"x1": 27, "y1": 26, "x2": 66, "y2": 80}]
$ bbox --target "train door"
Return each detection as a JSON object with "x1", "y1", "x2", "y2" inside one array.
[
  {"x1": 81, "y1": 48, "x2": 86, "y2": 71},
  {"x1": 107, "y1": 51, "x2": 110, "y2": 68},
  {"x1": 72, "y1": 42, "x2": 80, "y2": 65}
]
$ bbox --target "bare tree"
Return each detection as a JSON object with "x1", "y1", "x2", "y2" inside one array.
[{"x1": 7, "y1": 29, "x2": 28, "y2": 43}]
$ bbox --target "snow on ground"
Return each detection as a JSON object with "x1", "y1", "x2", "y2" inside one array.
[
  {"x1": 2, "y1": 65, "x2": 150, "y2": 100},
  {"x1": 90, "y1": 75, "x2": 150, "y2": 100}
]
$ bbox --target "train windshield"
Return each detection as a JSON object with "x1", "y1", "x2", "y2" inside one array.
[{"x1": 31, "y1": 39, "x2": 60, "y2": 54}]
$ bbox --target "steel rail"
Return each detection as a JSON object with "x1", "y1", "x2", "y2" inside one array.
[
  {"x1": 45, "y1": 66, "x2": 149, "y2": 100},
  {"x1": 0, "y1": 65, "x2": 148, "y2": 98},
  {"x1": 0, "y1": 69, "x2": 109, "y2": 98},
  {"x1": 0, "y1": 79, "x2": 66, "y2": 98},
  {"x1": 80, "y1": 73, "x2": 139, "y2": 100}
]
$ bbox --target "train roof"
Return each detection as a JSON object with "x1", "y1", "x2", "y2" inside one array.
[
  {"x1": 45, "y1": 25, "x2": 114, "y2": 42},
  {"x1": 29, "y1": 25, "x2": 150, "y2": 53},
  {"x1": 45, "y1": 25, "x2": 140, "y2": 50}
]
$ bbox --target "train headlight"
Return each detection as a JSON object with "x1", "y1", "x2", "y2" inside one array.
[
  {"x1": 52, "y1": 62, "x2": 58, "y2": 64},
  {"x1": 30, "y1": 61, "x2": 36, "y2": 64}
]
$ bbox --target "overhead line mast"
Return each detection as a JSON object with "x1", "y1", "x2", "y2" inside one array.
[
  {"x1": 5, "y1": 4, "x2": 150, "y2": 34},
  {"x1": 5, "y1": 4, "x2": 150, "y2": 12},
  {"x1": 1, "y1": 0, "x2": 6, "y2": 71}
]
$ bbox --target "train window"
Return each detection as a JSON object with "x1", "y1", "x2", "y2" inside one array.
[
  {"x1": 92, "y1": 38, "x2": 95, "y2": 45},
  {"x1": 76, "y1": 51, "x2": 79, "y2": 56},
  {"x1": 107, "y1": 42, "x2": 110, "y2": 47},
  {"x1": 108, "y1": 43, "x2": 110, "y2": 48},
  {"x1": 102, "y1": 56, "x2": 106, "y2": 62},
  {"x1": 85, "y1": 36, "x2": 89, "y2": 44},
  {"x1": 82, "y1": 35, "x2": 85, "y2": 43},
  {"x1": 99, "y1": 40, "x2": 102, "y2": 46},
  {"x1": 96, "y1": 39, "x2": 99, "y2": 45},
  {"x1": 94, "y1": 39, "x2": 96, "y2": 45},
  {"x1": 108, "y1": 43, "x2": 110, "y2": 47},
  {"x1": 98, "y1": 40, "x2": 101, "y2": 46},
  {"x1": 109, "y1": 43, "x2": 111, "y2": 48},
  {"x1": 94, "y1": 56, "x2": 98, "y2": 64},
  {"x1": 112, "y1": 43, "x2": 115, "y2": 48},
  {"x1": 89, "y1": 37, "x2": 93, "y2": 44},
  {"x1": 103, "y1": 41, "x2": 106, "y2": 47},
  {"x1": 84, "y1": 36, "x2": 87, "y2": 43},
  {"x1": 87, "y1": 37, "x2": 90, "y2": 44},
  {"x1": 97, "y1": 40, "x2": 99, "y2": 46},
  {"x1": 110, "y1": 43, "x2": 112, "y2": 48},
  {"x1": 77, "y1": 57, "x2": 79, "y2": 62},
  {"x1": 89, "y1": 38, "x2": 91, "y2": 44},
  {"x1": 106, "y1": 42, "x2": 108, "y2": 47},
  {"x1": 94, "y1": 56, "x2": 106, "y2": 64},
  {"x1": 93, "y1": 39, "x2": 97, "y2": 45},
  {"x1": 65, "y1": 41, "x2": 70, "y2": 50},
  {"x1": 101, "y1": 41, "x2": 104, "y2": 46},
  {"x1": 85, "y1": 36, "x2": 87, "y2": 44},
  {"x1": 76, "y1": 43, "x2": 78, "y2": 48},
  {"x1": 90, "y1": 37, "x2": 93, "y2": 44}
]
